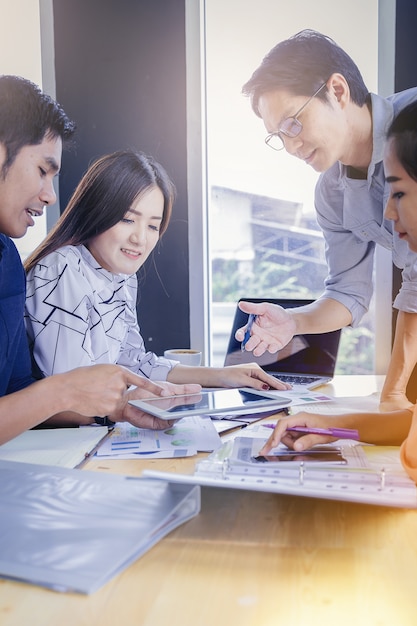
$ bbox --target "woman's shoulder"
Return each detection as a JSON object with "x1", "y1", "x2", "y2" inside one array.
[{"x1": 27, "y1": 245, "x2": 86, "y2": 276}]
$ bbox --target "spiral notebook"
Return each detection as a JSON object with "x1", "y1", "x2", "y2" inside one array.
[{"x1": 144, "y1": 436, "x2": 417, "y2": 509}]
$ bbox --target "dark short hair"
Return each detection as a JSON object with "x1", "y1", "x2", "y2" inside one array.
[
  {"x1": 242, "y1": 29, "x2": 369, "y2": 116},
  {"x1": 0, "y1": 75, "x2": 75, "y2": 176},
  {"x1": 24, "y1": 149, "x2": 176, "y2": 273},
  {"x1": 387, "y1": 101, "x2": 417, "y2": 183}
]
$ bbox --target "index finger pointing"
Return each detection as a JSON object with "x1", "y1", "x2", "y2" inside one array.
[{"x1": 123, "y1": 370, "x2": 164, "y2": 396}]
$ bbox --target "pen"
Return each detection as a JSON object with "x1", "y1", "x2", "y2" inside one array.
[
  {"x1": 262, "y1": 423, "x2": 360, "y2": 440},
  {"x1": 241, "y1": 313, "x2": 257, "y2": 351}
]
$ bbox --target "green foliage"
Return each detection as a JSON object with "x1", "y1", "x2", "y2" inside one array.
[
  {"x1": 212, "y1": 256, "x2": 323, "y2": 302},
  {"x1": 335, "y1": 326, "x2": 374, "y2": 375}
]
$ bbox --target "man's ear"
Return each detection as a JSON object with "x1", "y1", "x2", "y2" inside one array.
[{"x1": 326, "y1": 73, "x2": 350, "y2": 107}]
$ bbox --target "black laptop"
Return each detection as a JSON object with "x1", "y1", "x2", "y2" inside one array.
[{"x1": 224, "y1": 298, "x2": 342, "y2": 390}]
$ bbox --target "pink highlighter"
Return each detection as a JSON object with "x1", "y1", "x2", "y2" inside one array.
[{"x1": 263, "y1": 424, "x2": 360, "y2": 440}]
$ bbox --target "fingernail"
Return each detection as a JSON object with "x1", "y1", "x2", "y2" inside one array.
[{"x1": 262, "y1": 384, "x2": 270, "y2": 390}]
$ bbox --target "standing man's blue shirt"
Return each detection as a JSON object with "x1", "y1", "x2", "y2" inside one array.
[
  {"x1": 315, "y1": 88, "x2": 417, "y2": 326},
  {"x1": 0, "y1": 234, "x2": 34, "y2": 395}
]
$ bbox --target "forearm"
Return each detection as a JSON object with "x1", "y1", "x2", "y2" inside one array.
[
  {"x1": 260, "y1": 407, "x2": 413, "y2": 454},
  {"x1": 400, "y1": 406, "x2": 417, "y2": 481},
  {"x1": 325, "y1": 408, "x2": 413, "y2": 445},
  {"x1": 167, "y1": 365, "x2": 224, "y2": 387},
  {"x1": 0, "y1": 376, "x2": 86, "y2": 444},
  {"x1": 381, "y1": 311, "x2": 417, "y2": 404},
  {"x1": 290, "y1": 297, "x2": 352, "y2": 335}
]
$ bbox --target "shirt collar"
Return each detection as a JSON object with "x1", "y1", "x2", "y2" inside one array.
[
  {"x1": 79, "y1": 244, "x2": 131, "y2": 281},
  {"x1": 337, "y1": 92, "x2": 394, "y2": 183},
  {"x1": 367, "y1": 92, "x2": 395, "y2": 177}
]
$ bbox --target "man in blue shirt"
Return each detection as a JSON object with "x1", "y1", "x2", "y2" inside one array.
[
  {"x1": 0, "y1": 75, "x2": 198, "y2": 444},
  {"x1": 236, "y1": 29, "x2": 417, "y2": 411}
]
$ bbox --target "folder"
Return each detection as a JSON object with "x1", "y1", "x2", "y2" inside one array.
[
  {"x1": 144, "y1": 436, "x2": 417, "y2": 509},
  {"x1": 0, "y1": 460, "x2": 200, "y2": 594}
]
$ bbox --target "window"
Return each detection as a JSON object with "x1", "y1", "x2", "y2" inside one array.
[{"x1": 201, "y1": 0, "x2": 384, "y2": 373}]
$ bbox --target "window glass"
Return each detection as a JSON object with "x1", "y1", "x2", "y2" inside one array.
[{"x1": 205, "y1": 0, "x2": 379, "y2": 372}]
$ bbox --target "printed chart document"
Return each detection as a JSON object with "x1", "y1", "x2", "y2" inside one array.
[
  {"x1": 0, "y1": 460, "x2": 200, "y2": 594},
  {"x1": 0, "y1": 426, "x2": 109, "y2": 468},
  {"x1": 96, "y1": 415, "x2": 222, "y2": 459}
]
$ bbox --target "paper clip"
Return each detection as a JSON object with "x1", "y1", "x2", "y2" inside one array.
[
  {"x1": 222, "y1": 458, "x2": 230, "y2": 480},
  {"x1": 299, "y1": 461, "x2": 305, "y2": 485},
  {"x1": 380, "y1": 468, "x2": 386, "y2": 490}
]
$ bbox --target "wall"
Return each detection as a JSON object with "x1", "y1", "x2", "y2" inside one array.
[
  {"x1": 52, "y1": 0, "x2": 190, "y2": 356},
  {"x1": 394, "y1": 0, "x2": 417, "y2": 92},
  {"x1": 0, "y1": 1, "x2": 47, "y2": 259}
]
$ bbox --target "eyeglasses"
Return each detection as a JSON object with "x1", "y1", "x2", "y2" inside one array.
[{"x1": 264, "y1": 82, "x2": 327, "y2": 151}]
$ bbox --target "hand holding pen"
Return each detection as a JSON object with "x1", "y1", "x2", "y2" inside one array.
[
  {"x1": 258, "y1": 411, "x2": 361, "y2": 456},
  {"x1": 241, "y1": 314, "x2": 257, "y2": 351},
  {"x1": 235, "y1": 300, "x2": 297, "y2": 357}
]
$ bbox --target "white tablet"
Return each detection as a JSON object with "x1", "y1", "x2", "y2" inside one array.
[{"x1": 128, "y1": 387, "x2": 291, "y2": 420}]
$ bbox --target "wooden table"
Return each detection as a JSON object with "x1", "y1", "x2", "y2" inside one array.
[{"x1": 1, "y1": 376, "x2": 416, "y2": 626}]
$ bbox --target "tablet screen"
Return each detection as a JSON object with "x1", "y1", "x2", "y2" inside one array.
[
  {"x1": 129, "y1": 388, "x2": 291, "y2": 420},
  {"x1": 252, "y1": 451, "x2": 347, "y2": 464}
]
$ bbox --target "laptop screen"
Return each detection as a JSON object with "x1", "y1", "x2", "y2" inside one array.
[{"x1": 224, "y1": 298, "x2": 341, "y2": 378}]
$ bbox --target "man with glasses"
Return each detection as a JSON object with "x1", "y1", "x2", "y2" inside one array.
[
  {"x1": 264, "y1": 82, "x2": 327, "y2": 152},
  {"x1": 236, "y1": 29, "x2": 417, "y2": 411}
]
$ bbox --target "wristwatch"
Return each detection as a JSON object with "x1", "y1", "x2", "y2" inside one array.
[{"x1": 93, "y1": 416, "x2": 116, "y2": 427}]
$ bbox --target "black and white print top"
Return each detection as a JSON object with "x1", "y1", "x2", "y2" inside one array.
[{"x1": 24, "y1": 244, "x2": 176, "y2": 380}]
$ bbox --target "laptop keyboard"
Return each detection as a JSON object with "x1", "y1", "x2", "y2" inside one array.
[{"x1": 272, "y1": 374, "x2": 319, "y2": 385}]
